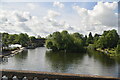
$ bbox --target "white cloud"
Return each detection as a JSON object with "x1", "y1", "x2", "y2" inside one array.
[
  {"x1": 0, "y1": 9, "x2": 67, "y2": 37},
  {"x1": 43, "y1": 10, "x2": 71, "y2": 28},
  {"x1": 12, "y1": 11, "x2": 31, "y2": 22},
  {"x1": 46, "y1": 10, "x2": 61, "y2": 18},
  {"x1": 53, "y1": 1, "x2": 64, "y2": 8},
  {"x1": 0, "y1": 2, "x2": 118, "y2": 37},
  {"x1": 27, "y1": 3, "x2": 37, "y2": 10},
  {"x1": 72, "y1": 2, "x2": 118, "y2": 35},
  {"x1": 73, "y1": 2, "x2": 118, "y2": 27},
  {"x1": 0, "y1": 10, "x2": 38, "y2": 36},
  {"x1": 43, "y1": 10, "x2": 61, "y2": 27}
]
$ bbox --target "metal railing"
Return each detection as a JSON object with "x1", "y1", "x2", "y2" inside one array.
[{"x1": 0, "y1": 69, "x2": 120, "y2": 80}]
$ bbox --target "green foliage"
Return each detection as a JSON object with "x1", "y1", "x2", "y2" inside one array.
[
  {"x1": 29, "y1": 36, "x2": 36, "y2": 43},
  {"x1": 18, "y1": 33, "x2": 29, "y2": 47},
  {"x1": 86, "y1": 32, "x2": 93, "y2": 44},
  {"x1": 46, "y1": 29, "x2": 120, "y2": 54},
  {"x1": 93, "y1": 34, "x2": 100, "y2": 43},
  {"x1": 46, "y1": 40, "x2": 53, "y2": 49},
  {"x1": 2, "y1": 33, "x2": 45, "y2": 48},
  {"x1": 116, "y1": 44, "x2": 120, "y2": 53},
  {"x1": 2, "y1": 29, "x2": 119, "y2": 54},
  {"x1": 94, "y1": 29, "x2": 119, "y2": 49},
  {"x1": 2, "y1": 33, "x2": 9, "y2": 46},
  {"x1": 46, "y1": 30, "x2": 85, "y2": 52},
  {"x1": 8, "y1": 34, "x2": 19, "y2": 44}
]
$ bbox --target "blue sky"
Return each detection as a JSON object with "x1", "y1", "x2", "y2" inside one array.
[
  {"x1": 1, "y1": 0, "x2": 120, "y2": 2},
  {"x1": 1, "y1": 2, "x2": 97, "y2": 15},
  {"x1": 0, "y1": 2, "x2": 118, "y2": 37}
]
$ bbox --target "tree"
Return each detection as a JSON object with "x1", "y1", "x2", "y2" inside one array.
[
  {"x1": 84, "y1": 35, "x2": 87, "y2": 41},
  {"x1": 2, "y1": 32, "x2": 45, "y2": 48},
  {"x1": 86, "y1": 32, "x2": 93, "y2": 44},
  {"x1": 46, "y1": 40, "x2": 53, "y2": 49},
  {"x1": 46, "y1": 30, "x2": 85, "y2": 52},
  {"x1": 18, "y1": 33, "x2": 29, "y2": 47},
  {"x1": 94, "y1": 29, "x2": 119, "y2": 49},
  {"x1": 93, "y1": 33, "x2": 100, "y2": 44},
  {"x1": 94, "y1": 36, "x2": 106, "y2": 49},
  {"x1": 2, "y1": 33, "x2": 9, "y2": 46},
  {"x1": 7, "y1": 34, "x2": 19, "y2": 44},
  {"x1": 72, "y1": 33, "x2": 83, "y2": 39},
  {"x1": 61, "y1": 30, "x2": 73, "y2": 51},
  {"x1": 29, "y1": 36, "x2": 36, "y2": 43},
  {"x1": 46, "y1": 31, "x2": 62, "y2": 51},
  {"x1": 13, "y1": 34, "x2": 19, "y2": 44}
]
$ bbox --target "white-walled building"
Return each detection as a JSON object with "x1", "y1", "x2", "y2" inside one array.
[{"x1": 9, "y1": 44, "x2": 22, "y2": 48}]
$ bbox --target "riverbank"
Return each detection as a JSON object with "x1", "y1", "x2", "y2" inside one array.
[
  {"x1": 87, "y1": 44, "x2": 120, "y2": 57},
  {"x1": 0, "y1": 47, "x2": 26, "y2": 58},
  {"x1": 96, "y1": 48, "x2": 120, "y2": 57}
]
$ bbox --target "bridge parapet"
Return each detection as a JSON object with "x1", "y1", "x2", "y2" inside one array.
[{"x1": 0, "y1": 69, "x2": 120, "y2": 80}]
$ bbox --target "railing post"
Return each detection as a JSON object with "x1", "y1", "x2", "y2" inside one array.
[
  {"x1": 33, "y1": 77, "x2": 38, "y2": 80},
  {"x1": 44, "y1": 78, "x2": 48, "y2": 80},
  {"x1": 22, "y1": 76, "x2": 28, "y2": 80},
  {"x1": 12, "y1": 76, "x2": 18, "y2": 80},
  {"x1": 2, "y1": 76, "x2": 8, "y2": 80}
]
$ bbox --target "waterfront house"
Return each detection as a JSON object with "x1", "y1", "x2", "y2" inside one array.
[{"x1": 8, "y1": 44, "x2": 22, "y2": 48}]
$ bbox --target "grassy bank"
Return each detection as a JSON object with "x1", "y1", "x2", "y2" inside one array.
[
  {"x1": 87, "y1": 44, "x2": 120, "y2": 57},
  {"x1": 96, "y1": 48, "x2": 120, "y2": 57}
]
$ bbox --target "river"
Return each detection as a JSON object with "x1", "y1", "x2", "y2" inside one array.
[{"x1": 0, "y1": 47, "x2": 120, "y2": 78}]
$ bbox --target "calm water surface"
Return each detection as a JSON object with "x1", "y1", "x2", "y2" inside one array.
[{"x1": 0, "y1": 47, "x2": 120, "y2": 77}]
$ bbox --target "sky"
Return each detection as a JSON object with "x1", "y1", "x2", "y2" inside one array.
[
  {"x1": 1, "y1": 0, "x2": 120, "y2": 2},
  {"x1": 0, "y1": 1, "x2": 119, "y2": 37}
]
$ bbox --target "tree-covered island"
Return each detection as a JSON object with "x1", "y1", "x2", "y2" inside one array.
[
  {"x1": 46, "y1": 30, "x2": 86, "y2": 52},
  {"x1": 46, "y1": 29, "x2": 120, "y2": 56}
]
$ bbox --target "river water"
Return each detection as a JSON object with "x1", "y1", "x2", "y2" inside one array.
[{"x1": 0, "y1": 47, "x2": 120, "y2": 78}]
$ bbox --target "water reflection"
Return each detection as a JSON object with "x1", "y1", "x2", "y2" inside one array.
[
  {"x1": 45, "y1": 51, "x2": 86, "y2": 73},
  {"x1": 87, "y1": 49, "x2": 120, "y2": 77},
  {"x1": 87, "y1": 49, "x2": 116, "y2": 67},
  {"x1": 0, "y1": 47, "x2": 120, "y2": 77},
  {"x1": 0, "y1": 50, "x2": 28, "y2": 64},
  {"x1": 45, "y1": 50, "x2": 120, "y2": 77},
  {"x1": 0, "y1": 57, "x2": 8, "y2": 63},
  {"x1": 14, "y1": 50, "x2": 28, "y2": 60}
]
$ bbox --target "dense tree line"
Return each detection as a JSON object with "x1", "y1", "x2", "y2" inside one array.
[
  {"x1": 1, "y1": 29, "x2": 120, "y2": 53},
  {"x1": 46, "y1": 29, "x2": 120, "y2": 53},
  {"x1": 2, "y1": 33, "x2": 45, "y2": 48}
]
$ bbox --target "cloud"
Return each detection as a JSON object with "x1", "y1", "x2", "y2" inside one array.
[
  {"x1": 0, "y1": 10, "x2": 31, "y2": 22},
  {"x1": 43, "y1": 10, "x2": 61, "y2": 27},
  {"x1": 12, "y1": 12, "x2": 29, "y2": 22},
  {"x1": 72, "y1": 2, "x2": 118, "y2": 35},
  {"x1": 0, "y1": 9, "x2": 65, "y2": 37},
  {"x1": 0, "y1": 10, "x2": 37, "y2": 35},
  {"x1": 15, "y1": 22, "x2": 32, "y2": 32},
  {"x1": 43, "y1": 10, "x2": 72, "y2": 28},
  {"x1": 46, "y1": 10, "x2": 61, "y2": 18},
  {"x1": 42, "y1": 9, "x2": 77, "y2": 34},
  {"x1": 73, "y1": 2, "x2": 118, "y2": 27},
  {"x1": 27, "y1": 3, "x2": 37, "y2": 10},
  {"x1": 0, "y1": 2, "x2": 118, "y2": 37},
  {"x1": 53, "y1": 1, "x2": 64, "y2": 8}
]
